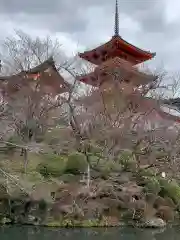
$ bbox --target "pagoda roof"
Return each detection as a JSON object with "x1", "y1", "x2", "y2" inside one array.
[
  {"x1": 77, "y1": 57, "x2": 157, "y2": 87},
  {"x1": 0, "y1": 57, "x2": 70, "y2": 95},
  {"x1": 79, "y1": 36, "x2": 156, "y2": 65}
]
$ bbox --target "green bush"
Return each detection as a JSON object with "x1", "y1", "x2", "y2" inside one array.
[
  {"x1": 88, "y1": 155, "x2": 100, "y2": 167},
  {"x1": 88, "y1": 142, "x2": 103, "y2": 157},
  {"x1": 36, "y1": 154, "x2": 66, "y2": 177},
  {"x1": 143, "y1": 176, "x2": 161, "y2": 195},
  {"x1": 159, "y1": 179, "x2": 180, "y2": 204},
  {"x1": 43, "y1": 153, "x2": 66, "y2": 162},
  {"x1": 138, "y1": 168, "x2": 156, "y2": 178},
  {"x1": 65, "y1": 152, "x2": 88, "y2": 175},
  {"x1": 118, "y1": 150, "x2": 137, "y2": 171},
  {"x1": 98, "y1": 160, "x2": 121, "y2": 179},
  {"x1": 22, "y1": 171, "x2": 44, "y2": 182}
]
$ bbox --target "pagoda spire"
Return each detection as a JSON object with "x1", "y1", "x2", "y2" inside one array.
[{"x1": 114, "y1": 0, "x2": 120, "y2": 36}]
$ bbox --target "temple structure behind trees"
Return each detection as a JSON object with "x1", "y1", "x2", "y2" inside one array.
[
  {"x1": 0, "y1": 57, "x2": 70, "y2": 98},
  {"x1": 76, "y1": 0, "x2": 180, "y2": 127}
]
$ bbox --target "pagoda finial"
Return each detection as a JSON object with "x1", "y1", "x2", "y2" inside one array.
[{"x1": 114, "y1": 0, "x2": 119, "y2": 36}]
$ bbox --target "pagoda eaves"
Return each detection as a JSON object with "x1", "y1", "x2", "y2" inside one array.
[
  {"x1": 78, "y1": 57, "x2": 157, "y2": 87},
  {"x1": 79, "y1": 35, "x2": 156, "y2": 66}
]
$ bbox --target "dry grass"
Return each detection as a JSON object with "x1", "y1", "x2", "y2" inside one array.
[{"x1": 0, "y1": 152, "x2": 44, "y2": 174}]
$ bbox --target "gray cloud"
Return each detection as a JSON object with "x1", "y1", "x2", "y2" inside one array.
[
  {"x1": 0, "y1": 0, "x2": 180, "y2": 71},
  {"x1": 0, "y1": 0, "x2": 167, "y2": 34}
]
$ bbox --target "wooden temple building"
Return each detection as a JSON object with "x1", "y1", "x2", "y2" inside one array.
[
  {"x1": 0, "y1": 57, "x2": 70, "y2": 98},
  {"x1": 76, "y1": 0, "x2": 180, "y2": 128}
]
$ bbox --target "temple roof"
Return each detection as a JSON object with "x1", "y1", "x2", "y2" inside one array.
[
  {"x1": 77, "y1": 57, "x2": 157, "y2": 87},
  {"x1": 0, "y1": 57, "x2": 70, "y2": 95},
  {"x1": 79, "y1": 36, "x2": 156, "y2": 66},
  {"x1": 79, "y1": 1, "x2": 155, "y2": 66}
]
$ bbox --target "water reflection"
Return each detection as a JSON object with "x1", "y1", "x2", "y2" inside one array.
[{"x1": 0, "y1": 226, "x2": 180, "y2": 240}]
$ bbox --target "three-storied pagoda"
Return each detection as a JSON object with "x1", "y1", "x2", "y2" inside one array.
[
  {"x1": 78, "y1": 0, "x2": 156, "y2": 88},
  {"x1": 76, "y1": 0, "x2": 180, "y2": 126},
  {"x1": 79, "y1": 1, "x2": 155, "y2": 66}
]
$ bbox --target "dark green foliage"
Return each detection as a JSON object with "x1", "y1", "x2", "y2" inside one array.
[
  {"x1": 118, "y1": 150, "x2": 137, "y2": 171},
  {"x1": 36, "y1": 154, "x2": 66, "y2": 177},
  {"x1": 138, "y1": 168, "x2": 155, "y2": 178},
  {"x1": 100, "y1": 160, "x2": 122, "y2": 179},
  {"x1": 65, "y1": 152, "x2": 88, "y2": 175},
  {"x1": 159, "y1": 178, "x2": 180, "y2": 204},
  {"x1": 143, "y1": 176, "x2": 161, "y2": 195}
]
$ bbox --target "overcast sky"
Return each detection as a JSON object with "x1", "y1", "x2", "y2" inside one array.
[{"x1": 0, "y1": 0, "x2": 180, "y2": 72}]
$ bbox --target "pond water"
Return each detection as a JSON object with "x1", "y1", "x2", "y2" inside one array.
[{"x1": 0, "y1": 226, "x2": 180, "y2": 240}]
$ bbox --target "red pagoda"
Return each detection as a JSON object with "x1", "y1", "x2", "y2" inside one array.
[
  {"x1": 76, "y1": 0, "x2": 180, "y2": 126},
  {"x1": 78, "y1": 0, "x2": 156, "y2": 87}
]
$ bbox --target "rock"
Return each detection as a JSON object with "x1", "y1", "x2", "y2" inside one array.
[
  {"x1": 164, "y1": 197, "x2": 176, "y2": 209},
  {"x1": 142, "y1": 217, "x2": 166, "y2": 228},
  {"x1": 156, "y1": 206, "x2": 174, "y2": 222},
  {"x1": 27, "y1": 215, "x2": 36, "y2": 222},
  {"x1": 154, "y1": 196, "x2": 176, "y2": 209},
  {"x1": 0, "y1": 217, "x2": 11, "y2": 224},
  {"x1": 25, "y1": 215, "x2": 40, "y2": 225}
]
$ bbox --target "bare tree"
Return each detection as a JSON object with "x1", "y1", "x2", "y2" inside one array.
[
  {"x1": 0, "y1": 31, "x2": 75, "y2": 172},
  {"x1": 64, "y1": 57, "x2": 180, "y2": 184}
]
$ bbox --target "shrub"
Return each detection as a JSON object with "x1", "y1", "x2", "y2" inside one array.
[
  {"x1": 138, "y1": 168, "x2": 156, "y2": 178},
  {"x1": 36, "y1": 154, "x2": 66, "y2": 177},
  {"x1": 118, "y1": 150, "x2": 137, "y2": 171},
  {"x1": 159, "y1": 179, "x2": 180, "y2": 204},
  {"x1": 88, "y1": 155, "x2": 100, "y2": 167},
  {"x1": 20, "y1": 171, "x2": 44, "y2": 183},
  {"x1": 65, "y1": 152, "x2": 88, "y2": 175},
  {"x1": 101, "y1": 160, "x2": 121, "y2": 173},
  {"x1": 88, "y1": 142, "x2": 103, "y2": 158},
  {"x1": 143, "y1": 176, "x2": 161, "y2": 195},
  {"x1": 43, "y1": 153, "x2": 66, "y2": 162}
]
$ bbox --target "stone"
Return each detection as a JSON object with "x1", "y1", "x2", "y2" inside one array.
[
  {"x1": 142, "y1": 217, "x2": 166, "y2": 228},
  {"x1": 154, "y1": 196, "x2": 176, "y2": 209},
  {"x1": 156, "y1": 206, "x2": 174, "y2": 222}
]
